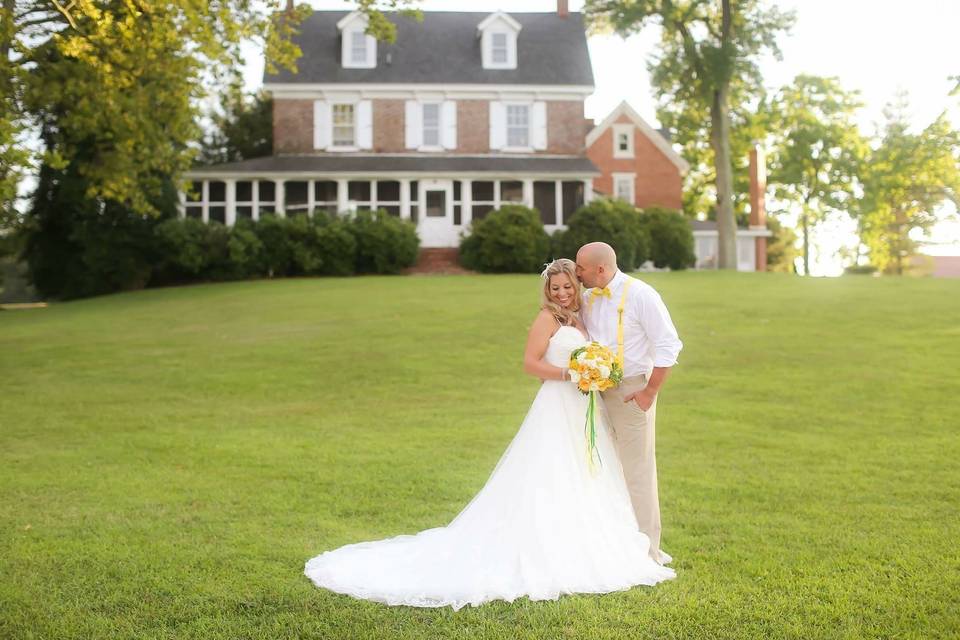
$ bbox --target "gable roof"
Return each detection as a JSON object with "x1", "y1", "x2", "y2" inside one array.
[
  {"x1": 586, "y1": 100, "x2": 690, "y2": 174},
  {"x1": 264, "y1": 11, "x2": 594, "y2": 86}
]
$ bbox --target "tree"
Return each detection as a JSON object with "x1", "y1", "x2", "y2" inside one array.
[
  {"x1": 855, "y1": 98, "x2": 960, "y2": 275},
  {"x1": 585, "y1": 0, "x2": 794, "y2": 269},
  {"x1": 765, "y1": 75, "x2": 866, "y2": 275},
  {"x1": 198, "y1": 86, "x2": 274, "y2": 166},
  {"x1": 764, "y1": 215, "x2": 799, "y2": 273},
  {"x1": 1, "y1": 1, "x2": 311, "y2": 220}
]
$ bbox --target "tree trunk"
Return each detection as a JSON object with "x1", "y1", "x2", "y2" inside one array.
[
  {"x1": 710, "y1": 83, "x2": 737, "y2": 270},
  {"x1": 801, "y1": 207, "x2": 810, "y2": 275}
]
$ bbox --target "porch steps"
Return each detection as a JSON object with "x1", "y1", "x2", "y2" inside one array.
[{"x1": 405, "y1": 248, "x2": 472, "y2": 275}]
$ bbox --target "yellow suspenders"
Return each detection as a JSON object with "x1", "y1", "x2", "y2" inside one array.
[{"x1": 588, "y1": 278, "x2": 632, "y2": 368}]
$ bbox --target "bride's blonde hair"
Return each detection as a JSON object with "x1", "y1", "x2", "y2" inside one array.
[{"x1": 540, "y1": 258, "x2": 581, "y2": 327}]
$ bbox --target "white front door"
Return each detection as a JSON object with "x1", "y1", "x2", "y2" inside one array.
[{"x1": 418, "y1": 179, "x2": 457, "y2": 248}]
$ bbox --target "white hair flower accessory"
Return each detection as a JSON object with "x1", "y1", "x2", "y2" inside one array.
[{"x1": 540, "y1": 258, "x2": 558, "y2": 280}]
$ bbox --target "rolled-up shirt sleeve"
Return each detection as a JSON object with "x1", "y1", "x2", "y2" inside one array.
[{"x1": 636, "y1": 288, "x2": 683, "y2": 367}]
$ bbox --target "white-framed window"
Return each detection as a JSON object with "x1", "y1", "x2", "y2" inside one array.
[
  {"x1": 491, "y1": 32, "x2": 508, "y2": 64},
  {"x1": 613, "y1": 173, "x2": 635, "y2": 204},
  {"x1": 338, "y1": 12, "x2": 376, "y2": 69},
  {"x1": 332, "y1": 103, "x2": 356, "y2": 147},
  {"x1": 506, "y1": 104, "x2": 530, "y2": 148},
  {"x1": 613, "y1": 124, "x2": 635, "y2": 158},
  {"x1": 422, "y1": 103, "x2": 441, "y2": 148},
  {"x1": 350, "y1": 29, "x2": 368, "y2": 65},
  {"x1": 478, "y1": 12, "x2": 520, "y2": 69}
]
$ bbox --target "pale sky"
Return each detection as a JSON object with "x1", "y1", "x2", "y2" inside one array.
[{"x1": 242, "y1": 0, "x2": 960, "y2": 274}]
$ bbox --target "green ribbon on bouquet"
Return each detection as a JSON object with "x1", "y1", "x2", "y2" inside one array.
[{"x1": 584, "y1": 390, "x2": 603, "y2": 472}]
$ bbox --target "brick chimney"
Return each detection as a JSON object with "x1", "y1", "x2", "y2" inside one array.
[
  {"x1": 557, "y1": 0, "x2": 569, "y2": 18},
  {"x1": 748, "y1": 143, "x2": 768, "y2": 272}
]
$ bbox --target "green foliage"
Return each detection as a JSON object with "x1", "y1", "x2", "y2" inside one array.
[
  {"x1": 638, "y1": 207, "x2": 695, "y2": 270},
  {"x1": 199, "y1": 87, "x2": 274, "y2": 166},
  {"x1": 765, "y1": 216, "x2": 800, "y2": 274},
  {"x1": 285, "y1": 214, "x2": 357, "y2": 277},
  {"x1": 3, "y1": 1, "x2": 311, "y2": 218},
  {"x1": 252, "y1": 214, "x2": 295, "y2": 278},
  {"x1": 854, "y1": 97, "x2": 960, "y2": 275},
  {"x1": 347, "y1": 209, "x2": 419, "y2": 275},
  {"x1": 459, "y1": 205, "x2": 551, "y2": 273},
  {"x1": 766, "y1": 74, "x2": 867, "y2": 275},
  {"x1": 585, "y1": 0, "x2": 795, "y2": 269},
  {"x1": 556, "y1": 198, "x2": 651, "y2": 271}
]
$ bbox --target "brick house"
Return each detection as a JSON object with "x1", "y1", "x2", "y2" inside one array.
[
  {"x1": 586, "y1": 100, "x2": 687, "y2": 210},
  {"x1": 182, "y1": 5, "x2": 599, "y2": 250}
]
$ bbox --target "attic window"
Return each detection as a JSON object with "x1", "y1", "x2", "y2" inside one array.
[
  {"x1": 479, "y1": 12, "x2": 521, "y2": 70},
  {"x1": 350, "y1": 29, "x2": 367, "y2": 64},
  {"x1": 492, "y1": 33, "x2": 508, "y2": 63}
]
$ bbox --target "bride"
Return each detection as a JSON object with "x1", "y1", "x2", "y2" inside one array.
[{"x1": 304, "y1": 258, "x2": 676, "y2": 610}]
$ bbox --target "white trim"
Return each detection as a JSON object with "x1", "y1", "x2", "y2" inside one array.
[
  {"x1": 477, "y1": 11, "x2": 522, "y2": 32},
  {"x1": 612, "y1": 172, "x2": 635, "y2": 204},
  {"x1": 338, "y1": 12, "x2": 376, "y2": 69},
  {"x1": 692, "y1": 229, "x2": 772, "y2": 238},
  {"x1": 612, "y1": 123, "x2": 634, "y2": 159},
  {"x1": 264, "y1": 83, "x2": 594, "y2": 101},
  {"x1": 586, "y1": 100, "x2": 689, "y2": 174}
]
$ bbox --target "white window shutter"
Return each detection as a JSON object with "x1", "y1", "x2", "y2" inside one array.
[
  {"x1": 313, "y1": 100, "x2": 331, "y2": 150},
  {"x1": 489, "y1": 101, "x2": 506, "y2": 150},
  {"x1": 442, "y1": 100, "x2": 457, "y2": 149},
  {"x1": 405, "y1": 100, "x2": 421, "y2": 149},
  {"x1": 532, "y1": 101, "x2": 547, "y2": 150},
  {"x1": 357, "y1": 99, "x2": 373, "y2": 149}
]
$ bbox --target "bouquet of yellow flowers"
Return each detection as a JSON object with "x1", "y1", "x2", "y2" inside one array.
[{"x1": 568, "y1": 342, "x2": 623, "y2": 470}]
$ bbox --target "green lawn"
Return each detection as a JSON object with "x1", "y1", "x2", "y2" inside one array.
[{"x1": 1, "y1": 272, "x2": 958, "y2": 639}]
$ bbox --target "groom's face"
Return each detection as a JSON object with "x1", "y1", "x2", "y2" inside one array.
[{"x1": 574, "y1": 255, "x2": 599, "y2": 288}]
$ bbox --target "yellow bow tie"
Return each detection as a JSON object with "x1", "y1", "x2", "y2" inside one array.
[{"x1": 590, "y1": 287, "x2": 612, "y2": 300}]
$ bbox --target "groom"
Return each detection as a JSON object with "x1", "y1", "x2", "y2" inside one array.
[{"x1": 575, "y1": 242, "x2": 683, "y2": 565}]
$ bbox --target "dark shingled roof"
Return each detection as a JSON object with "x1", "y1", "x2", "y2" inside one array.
[
  {"x1": 265, "y1": 11, "x2": 595, "y2": 86},
  {"x1": 188, "y1": 154, "x2": 599, "y2": 176}
]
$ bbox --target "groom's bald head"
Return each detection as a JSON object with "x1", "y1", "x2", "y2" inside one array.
[{"x1": 575, "y1": 242, "x2": 618, "y2": 288}]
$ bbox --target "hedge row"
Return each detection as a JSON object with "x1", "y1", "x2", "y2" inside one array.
[
  {"x1": 153, "y1": 210, "x2": 420, "y2": 285},
  {"x1": 459, "y1": 199, "x2": 695, "y2": 273}
]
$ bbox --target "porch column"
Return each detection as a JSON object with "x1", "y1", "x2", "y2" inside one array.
[
  {"x1": 275, "y1": 179, "x2": 286, "y2": 217},
  {"x1": 307, "y1": 179, "x2": 316, "y2": 217},
  {"x1": 201, "y1": 181, "x2": 209, "y2": 223},
  {"x1": 554, "y1": 179, "x2": 564, "y2": 227},
  {"x1": 494, "y1": 180, "x2": 501, "y2": 210},
  {"x1": 400, "y1": 179, "x2": 411, "y2": 219},
  {"x1": 522, "y1": 179, "x2": 534, "y2": 208},
  {"x1": 252, "y1": 181, "x2": 260, "y2": 221},
  {"x1": 337, "y1": 178, "x2": 349, "y2": 215},
  {"x1": 371, "y1": 180, "x2": 378, "y2": 211},
  {"x1": 583, "y1": 179, "x2": 594, "y2": 204},
  {"x1": 461, "y1": 180, "x2": 473, "y2": 228},
  {"x1": 225, "y1": 179, "x2": 237, "y2": 227},
  {"x1": 176, "y1": 188, "x2": 186, "y2": 219}
]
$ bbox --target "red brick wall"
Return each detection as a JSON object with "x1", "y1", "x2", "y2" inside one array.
[
  {"x1": 272, "y1": 97, "x2": 591, "y2": 157},
  {"x1": 457, "y1": 100, "x2": 490, "y2": 153},
  {"x1": 546, "y1": 101, "x2": 586, "y2": 154},
  {"x1": 373, "y1": 99, "x2": 405, "y2": 152},
  {"x1": 273, "y1": 99, "x2": 314, "y2": 154},
  {"x1": 586, "y1": 114, "x2": 683, "y2": 210}
]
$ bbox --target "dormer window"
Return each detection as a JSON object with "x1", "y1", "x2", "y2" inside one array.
[
  {"x1": 478, "y1": 12, "x2": 521, "y2": 70},
  {"x1": 491, "y1": 33, "x2": 508, "y2": 64},
  {"x1": 338, "y1": 11, "x2": 376, "y2": 69}
]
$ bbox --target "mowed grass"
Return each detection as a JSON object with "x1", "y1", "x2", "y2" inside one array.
[{"x1": 1, "y1": 271, "x2": 958, "y2": 640}]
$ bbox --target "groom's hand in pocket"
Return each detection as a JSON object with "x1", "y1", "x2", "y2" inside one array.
[{"x1": 624, "y1": 389, "x2": 655, "y2": 412}]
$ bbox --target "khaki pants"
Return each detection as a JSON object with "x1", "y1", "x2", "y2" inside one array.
[{"x1": 600, "y1": 374, "x2": 667, "y2": 564}]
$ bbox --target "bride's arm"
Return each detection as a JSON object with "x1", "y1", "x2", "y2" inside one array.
[{"x1": 523, "y1": 310, "x2": 568, "y2": 382}]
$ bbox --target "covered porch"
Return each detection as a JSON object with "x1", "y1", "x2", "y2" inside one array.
[{"x1": 182, "y1": 155, "x2": 599, "y2": 248}]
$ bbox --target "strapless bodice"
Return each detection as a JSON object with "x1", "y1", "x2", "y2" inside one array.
[{"x1": 545, "y1": 325, "x2": 589, "y2": 368}]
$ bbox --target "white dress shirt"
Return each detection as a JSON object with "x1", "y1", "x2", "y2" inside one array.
[{"x1": 580, "y1": 270, "x2": 683, "y2": 378}]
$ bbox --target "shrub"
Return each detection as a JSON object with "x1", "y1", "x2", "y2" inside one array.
[
  {"x1": 638, "y1": 207, "x2": 695, "y2": 270},
  {"x1": 347, "y1": 209, "x2": 420, "y2": 274},
  {"x1": 459, "y1": 204, "x2": 551, "y2": 273},
  {"x1": 227, "y1": 219, "x2": 266, "y2": 279},
  {"x1": 284, "y1": 213, "x2": 356, "y2": 277},
  {"x1": 252, "y1": 213, "x2": 294, "y2": 278},
  {"x1": 558, "y1": 198, "x2": 650, "y2": 271}
]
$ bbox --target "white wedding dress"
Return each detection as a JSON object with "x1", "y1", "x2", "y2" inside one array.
[{"x1": 304, "y1": 325, "x2": 676, "y2": 610}]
